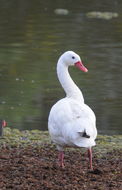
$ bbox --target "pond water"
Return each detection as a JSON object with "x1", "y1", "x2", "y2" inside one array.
[{"x1": 0, "y1": 0, "x2": 122, "y2": 135}]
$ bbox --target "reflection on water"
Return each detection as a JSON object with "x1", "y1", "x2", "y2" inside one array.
[{"x1": 0, "y1": 0, "x2": 121, "y2": 134}]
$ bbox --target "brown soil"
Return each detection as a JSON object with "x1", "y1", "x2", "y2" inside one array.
[{"x1": 0, "y1": 145, "x2": 121, "y2": 190}]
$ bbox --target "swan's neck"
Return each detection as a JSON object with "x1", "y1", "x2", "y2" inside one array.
[{"x1": 57, "y1": 60, "x2": 84, "y2": 103}]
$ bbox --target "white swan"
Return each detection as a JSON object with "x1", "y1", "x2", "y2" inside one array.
[{"x1": 48, "y1": 51, "x2": 97, "y2": 169}]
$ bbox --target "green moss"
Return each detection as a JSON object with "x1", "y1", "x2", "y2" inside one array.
[
  {"x1": 0, "y1": 128, "x2": 122, "y2": 156},
  {"x1": 0, "y1": 128, "x2": 51, "y2": 148}
]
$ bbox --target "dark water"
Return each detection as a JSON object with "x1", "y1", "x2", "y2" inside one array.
[{"x1": 0, "y1": 0, "x2": 122, "y2": 135}]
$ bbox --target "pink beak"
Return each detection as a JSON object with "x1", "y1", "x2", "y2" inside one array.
[{"x1": 75, "y1": 61, "x2": 88, "y2": 72}]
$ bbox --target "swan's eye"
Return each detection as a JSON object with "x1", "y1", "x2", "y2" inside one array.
[{"x1": 72, "y1": 56, "x2": 75, "y2": 59}]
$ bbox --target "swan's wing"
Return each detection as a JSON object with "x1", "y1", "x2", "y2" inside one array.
[
  {"x1": 48, "y1": 98, "x2": 97, "y2": 143},
  {"x1": 69, "y1": 100, "x2": 97, "y2": 138}
]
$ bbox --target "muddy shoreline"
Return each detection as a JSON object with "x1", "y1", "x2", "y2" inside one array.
[{"x1": 0, "y1": 128, "x2": 122, "y2": 190}]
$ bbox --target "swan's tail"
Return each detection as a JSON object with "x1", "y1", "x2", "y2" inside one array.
[{"x1": 73, "y1": 136, "x2": 96, "y2": 148}]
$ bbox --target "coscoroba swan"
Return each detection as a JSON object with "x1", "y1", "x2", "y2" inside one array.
[{"x1": 48, "y1": 51, "x2": 97, "y2": 169}]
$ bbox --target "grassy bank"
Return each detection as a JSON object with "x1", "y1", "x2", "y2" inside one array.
[{"x1": 0, "y1": 128, "x2": 122, "y2": 154}]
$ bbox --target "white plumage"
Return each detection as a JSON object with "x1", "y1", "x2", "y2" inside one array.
[{"x1": 48, "y1": 51, "x2": 97, "y2": 169}]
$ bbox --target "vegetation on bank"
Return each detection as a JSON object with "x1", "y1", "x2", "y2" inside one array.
[{"x1": 0, "y1": 128, "x2": 122, "y2": 155}]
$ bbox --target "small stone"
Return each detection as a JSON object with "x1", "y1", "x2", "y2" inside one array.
[{"x1": 54, "y1": 9, "x2": 69, "y2": 15}]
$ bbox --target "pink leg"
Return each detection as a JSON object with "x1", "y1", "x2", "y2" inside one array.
[
  {"x1": 88, "y1": 148, "x2": 93, "y2": 170},
  {"x1": 58, "y1": 151, "x2": 64, "y2": 168}
]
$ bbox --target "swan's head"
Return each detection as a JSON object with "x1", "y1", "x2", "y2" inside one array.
[{"x1": 59, "y1": 51, "x2": 88, "y2": 72}]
